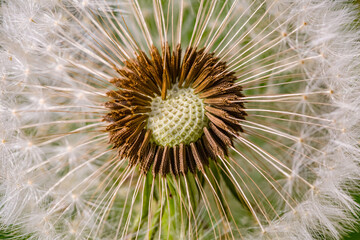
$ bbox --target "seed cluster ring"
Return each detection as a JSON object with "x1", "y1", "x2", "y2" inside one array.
[{"x1": 104, "y1": 43, "x2": 246, "y2": 177}]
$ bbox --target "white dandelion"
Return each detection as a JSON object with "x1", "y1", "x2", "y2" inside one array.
[{"x1": 1, "y1": 0, "x2": 360, "y2": 239}]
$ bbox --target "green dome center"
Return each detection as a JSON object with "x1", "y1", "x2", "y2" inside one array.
[{"x1": 147, "y1": 85, "x2": 208, "y2": 147}]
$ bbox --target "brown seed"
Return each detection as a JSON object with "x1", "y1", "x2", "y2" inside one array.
[
  {"x1": 141, "y1": 144, "x2": 157, "y2": 175},
  {"x1": 190, "y1": 142, "x2": 204, "y2": 173},
  {"x1": 203, "y1": 127, "x2": 225, "y2": 158},
  {"x1": 202, "y1": 134, "x2": 218, "y2": 161},
  {"x1": 179, "y1": 143, "x2": 188, "y2": 175},
  {"x1": 152, "y1": 146, "x2": 164, "y2": 176},
  {"x1": 159, "y1": 146, "x2": 170, "y2": 177},
  {"x1": 206, "y1": 112, "x2": 236, "y2": 135},
  {"x1": 172, "y1": 145, "x2": 180, "y2": 176},
  {"x1": 186, "y1": 145, "x2": 197, "y2": 174},
  {"x1": 209, "y1": 122, "x2": 233, "y2": 148},
  {"x1": 138, "y1": 130, "x2": 152, "y2": 157}
]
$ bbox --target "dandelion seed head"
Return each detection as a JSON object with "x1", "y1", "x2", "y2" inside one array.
[
  {"x1": 1, "y1": 0, "x2": 360, "y2": 239},
  {"x1": 104, "y1": 44, "x2": 246, "y2": 176}
]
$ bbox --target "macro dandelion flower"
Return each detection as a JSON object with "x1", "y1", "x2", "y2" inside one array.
[{"x1": 1, "y1": 0, "x2": 360, "y2": 239}]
